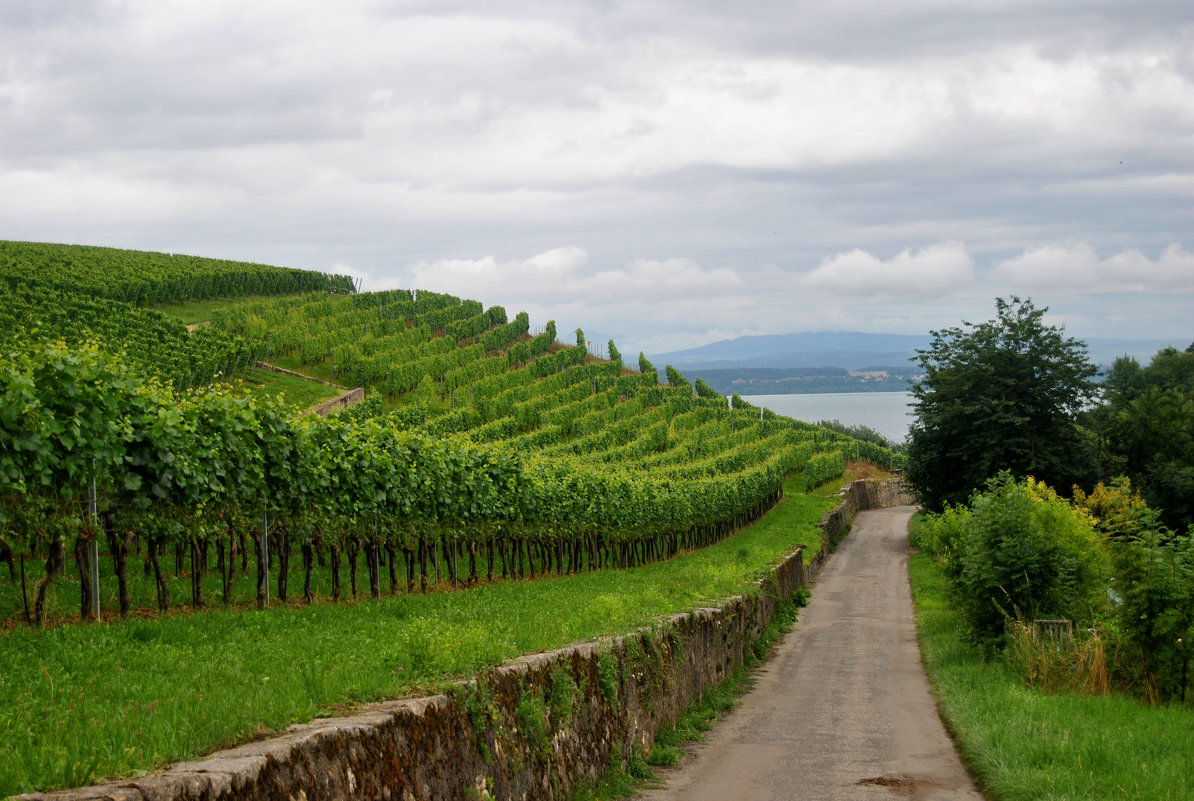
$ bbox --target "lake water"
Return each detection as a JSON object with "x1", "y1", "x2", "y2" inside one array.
[{"x1": 740, "y1": 391, "x2": 915, "y2": 444}]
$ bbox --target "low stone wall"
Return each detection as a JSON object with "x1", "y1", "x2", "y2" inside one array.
[
  {"x1": 252, "y1": 362, "x2": 365, "y2": 417},
  {"x1": 313, "y1": 388, "x2": 365, "y2": 417},
  {"x1": 254, "y1": 361, "x2": 347, "y2": 390},
  {"x1": 816, "y1": 477, "x2": 915, "y2": 552},
  {"x1": 22, "y1": 479, "x2": 910, "y2": 801}
]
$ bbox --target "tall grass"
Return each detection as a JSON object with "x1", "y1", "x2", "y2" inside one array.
[
  {"x1": 232, "y1": 366, "x2": 347, "y2": 410},
  {"x1": 1004, "y1": 619, "x2": 1112, "y2": 697},
  {"x1": 0, "y1": 478, "x2": 834, "y2": 796},
  {"x1": 909, "y1": 550, "x2": 1194, "y2": 801},
  {"x1": 153, "y1": 294, "x2": 281, "y2": 327}
]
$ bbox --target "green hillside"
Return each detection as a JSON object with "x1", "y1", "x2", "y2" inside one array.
[
  {"x1": 0, "y1": 240, "x2": 353, "y2": 392},
  {"x1": 0, "y1": 241, "x2": 905, "y2": 794},
  {"x1": 1, "y1": 241, "x2": 898, "y2": 622}
]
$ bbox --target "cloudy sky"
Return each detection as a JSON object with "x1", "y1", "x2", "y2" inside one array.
[{"x1": 3, "y1": 1, "x2": 1192, "y2": 354}]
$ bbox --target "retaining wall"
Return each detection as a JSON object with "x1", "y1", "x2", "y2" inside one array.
[
  {"x1": 254, "y1": 362, "x2": 348, "y2": 390},
  {"x1": 313, "y1": 388, "x2": 366, "y2": 417},
  {"x1": 252, "y1": 362, "x2": 365, "y2": 417},
  {"x1": 22, "y1": 479, "x2": 912, "y2": 801}
]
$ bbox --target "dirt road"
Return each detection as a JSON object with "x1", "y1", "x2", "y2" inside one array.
[{"x1": 636, "y1": 506, "x2": 984, "y2": 801}]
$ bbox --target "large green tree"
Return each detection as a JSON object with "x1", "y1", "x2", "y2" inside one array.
[
  {"x1": 1094, "y1": 344, "x2": 1194, "y2": 530},
  {"x1": 905, "y1": 297, "x2": 1099, "y2": 510}
]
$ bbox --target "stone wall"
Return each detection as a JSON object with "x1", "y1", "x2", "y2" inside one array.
[
  {"x1": 815, "y1": 477, "x2": 915, "y2": 553},
  {"x1": 252, "y1": 362, "x2": 365, "y2": 417},
  {"x1": 254, "y1": 362, "x2": 347, "y2": 389},
  {"x1": 21, "y1": 479, "x2": 911, "y2": 801},
  {"x1": 313, "y1": 388, "x2": 366, "y2": 417}
]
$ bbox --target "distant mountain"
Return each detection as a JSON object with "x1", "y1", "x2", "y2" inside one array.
[
  {"x1": 650, "y1": 332, "x2": 932, "y2": 371},
  {"x1": 650, "y1": 331, "x2": 1186, "y2": 373},
  {"x1": 1084, "y1": 338, "x2": 1190, "y2": 367}
]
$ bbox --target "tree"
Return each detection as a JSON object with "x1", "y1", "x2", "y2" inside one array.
[
  {"x1": 905, "y1": 297, "x2": 1098, "y2": 510},
  {"x1": 1094, "y1": 344, "x2": 1194, "y2": 531}
]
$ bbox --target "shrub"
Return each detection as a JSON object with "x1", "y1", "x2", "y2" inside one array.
[
  {"x1": 1072, "y1": 476, "x2": 1151, "y2": 541},
  {"x1": 514, "y1": 687, "x2": 550, "y2": 757},
  {"x1": 1076, "y1": 477, "x2": 1194, "y2": 700},
  {"x1": 951, "y1": 473, "x2": 1110, "y2": 650},
  {"x1": 1111, "y1": 530, "x2": 1194, "y2": 701},
  {"x1": 910, "y1": 503, "x2": 971, "y2": 562}
]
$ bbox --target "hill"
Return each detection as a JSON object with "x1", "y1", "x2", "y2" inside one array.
[
  {"x1": 649, "y1": 330, "x2": 1184, "y2": 392},
  {"x1": 650, "y1": 331, "x2": 931, "y2": 371},
  {"x1": 1, "y1": 240, "x2": 900, "y2": 623}
]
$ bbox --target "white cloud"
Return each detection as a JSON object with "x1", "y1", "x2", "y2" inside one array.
[
  {"x1": 2, "y1": 2, "x2": 1192, "y2": 346},
  {"x1": 993, "y1": 242, "x2": 1194, "y2": 293},
  {"x1": 801, "y1": 242, "x2": 975, "y2": 296},
  {"x1": 991, "y1": 243, "x2": 1100, "y2": 290},
  {"x1": 399, "y1": 246, "x2": 589, "y2": 300},
  {"x1": 585, "y1": 258, "x2": 745, "y2": 297},
  {"x1": 392, "y1": 248, "x2": 747, "y2": 306}
]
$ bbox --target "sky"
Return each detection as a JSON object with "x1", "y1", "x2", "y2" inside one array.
[{"x1": 2, "y1": 0, "x2": 1192, "y2": 355}]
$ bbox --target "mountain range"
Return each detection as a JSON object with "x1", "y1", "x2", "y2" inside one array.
[{"x1": 649, "y1": 331, "x2": 1185, "y2": 372}]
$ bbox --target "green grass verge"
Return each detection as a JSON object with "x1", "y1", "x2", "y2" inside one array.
[
  {"x1": 0, "y1": 477, "x2": 833, "y2": 796},
  {"x1": 573, "y1": 582, "x2": 809, "y2": 800},
  {"x1": 153, "y1": 295, "x2": 282, "y2": 327},
  {"x1": 909, "y1": 550, "x2": 1194, "y2": 801},
  {"x1": 230, "y1": 366, "x2": 346, "y2": 411}
]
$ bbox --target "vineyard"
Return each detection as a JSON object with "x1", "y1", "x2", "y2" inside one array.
[
  {"x1": 0, "y1": 241, "x2": 902, "y2": 627},
  {"x1": 0, "y1": 241, "x2": 906, "y2": 793},
  {"x1": 0, "y1": 241, "x2": 353, "y2": 392}
]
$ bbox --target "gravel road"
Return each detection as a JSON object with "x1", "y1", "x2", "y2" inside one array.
[{"x1": 636, "y1": 506, "x2": 984, "y2": 801}]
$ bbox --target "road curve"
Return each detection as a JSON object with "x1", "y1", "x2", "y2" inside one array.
[{"x1": 636, "y1": 506, "x2": 984, "y2": 801}]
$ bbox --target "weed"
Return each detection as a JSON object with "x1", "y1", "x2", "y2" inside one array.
[
  {"x1": 514, "y1": 686, "x2": 550, "y2": 758},
  {"x1": 596, "y1": 651, "x2": 620, "y2": 709},
  {"x1": 1005, "y1": 618, "x2": 1110, "y2": 696},
  {"x1": 645, "y1": 743, "x2": 682, "y2": 766},
  {"x1": 548, "y1": 667, "x2": 578, "y2": 728},
  {"x1": 626, "y1": 750, "x2": 653, "y2": 779},
  {"x1": 449, "y1": 682, "x2": 499, "y2": 763},
  {"x1": 567, "y1": 745, "x2": 643, "y2": 801}
]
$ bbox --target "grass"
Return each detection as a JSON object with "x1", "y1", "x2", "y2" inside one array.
[
  {"x1": 908, "y1": 549, "x2": 1194, "y2": 801},
  {"x1": 153, "y1": 295, "x2": 281, "y2": 327},
  {"x1": 264, "y1": 352, "x2": 340, "y2": 385},
  {"x1": 574, "y1": 582, "x2": 808, "y2": 801},
  {"x1": 0, "y1": 476, "x2": 835, "y2": 796},
  {"x1": 229, "y1": 365, "x2": 346, "y2": 411},
  {"x1": 809, "y1": 459, "x2": 899, "y2": 497}
]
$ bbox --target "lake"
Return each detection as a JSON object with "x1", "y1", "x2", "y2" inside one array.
[{"x1": 740, "y1": 391, "x2": 915, "y2": 444}]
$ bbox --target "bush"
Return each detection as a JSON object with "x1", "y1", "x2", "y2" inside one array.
[
  {"x1": 950, "y1": 473, "x2": 1110, "y2": 650},
  {"x1": 1111, "y1": 530, "x2": 1194, "y2": 701},
  {"x1": 1076, "y1": 478, "x2": 1194, "y2": 700},
  {"x1": 910, "y1": 503, "x2": 970, "y2": 562}
]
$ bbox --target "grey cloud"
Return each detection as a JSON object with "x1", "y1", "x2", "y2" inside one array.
[{"x1": 1, "y1": 0, "x2": 1191, "y2": 349}]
